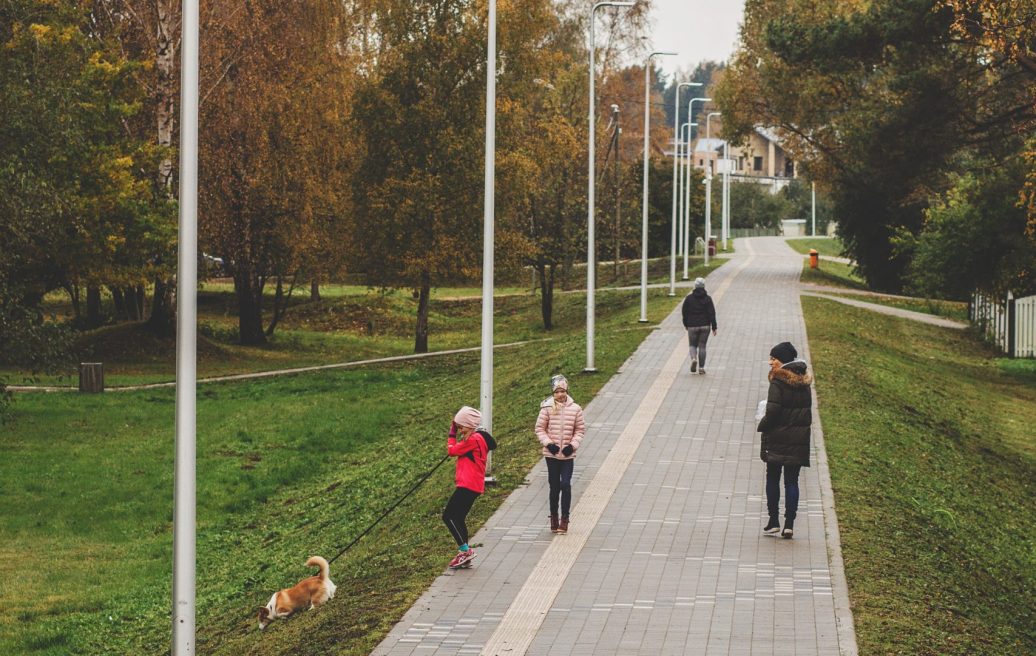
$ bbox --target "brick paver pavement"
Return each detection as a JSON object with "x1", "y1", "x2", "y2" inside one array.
[{"x1": 372, "y1": 237, "x2": 857, "y2": 656}]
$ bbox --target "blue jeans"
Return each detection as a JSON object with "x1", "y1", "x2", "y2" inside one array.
[
  {"x1": 546, "y1": 457, "x2": 574, "y2": 518},
  {"x1": 766, "y1": 463, "x2": 801, "y2": 520}
]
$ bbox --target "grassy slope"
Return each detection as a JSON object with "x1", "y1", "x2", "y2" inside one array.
[
  {"x1": 0, "y1": 278, "x2": 699, "y2": 655},
  {"x1": 804, "y1": 297, "x2": 1035, "y2": 655},
  {"x1": 799, "y1": 258, "x2": 869, "y2": 290},
  {"x1": 785, "y1": 236, "x2": 846, "y2": 256}
]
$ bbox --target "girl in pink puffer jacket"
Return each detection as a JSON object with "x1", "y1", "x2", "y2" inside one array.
[{"x1": 535, "y1": 375, "x2": 585, "y2": 534}]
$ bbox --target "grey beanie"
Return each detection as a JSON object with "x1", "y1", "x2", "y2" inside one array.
[{"x1": 694, "y1": 277, "x2": 706, "y2": 289}]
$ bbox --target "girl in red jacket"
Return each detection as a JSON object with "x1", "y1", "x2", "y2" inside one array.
[{"x1": 443, "y1": 405, "x2": 496, "y2": 569}]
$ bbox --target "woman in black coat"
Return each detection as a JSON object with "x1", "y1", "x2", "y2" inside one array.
[{"x1": 756, "y1": 341, "x2": 812, "y2": 538}]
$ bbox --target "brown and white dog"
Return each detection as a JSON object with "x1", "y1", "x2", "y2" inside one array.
[{"x1": 257, "y1": 556, "x2": 336, "y2": 630}]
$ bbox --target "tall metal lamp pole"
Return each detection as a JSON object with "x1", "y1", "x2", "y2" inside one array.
[
  {"x1": 586, "y1": 1, "x2": 634, "y2": 372},
  {"x1": 639, "y1": 50, "x2": 677, "y2": 321}
]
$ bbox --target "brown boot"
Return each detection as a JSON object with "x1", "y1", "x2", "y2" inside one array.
[
  {"x1": 549, "y1": 515, "x2": 559, "y2": 533},
  {"x1": 557, "y1": 517, "x2": 569, "y2": 534}
]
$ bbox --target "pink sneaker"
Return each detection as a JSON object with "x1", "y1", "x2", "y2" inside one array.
[{"x1": 448, "y1": 549, "x2": 476, "y2": 569}]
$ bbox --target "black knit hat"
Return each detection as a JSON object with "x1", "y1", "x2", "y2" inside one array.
[{"x1": 769, "y1": 341, "x2": 797, "y2": 364}]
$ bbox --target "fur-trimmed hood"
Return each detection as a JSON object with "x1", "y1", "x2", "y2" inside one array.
[{"x1": 768, "y1": 359, "x2": 812, "y2": 386}]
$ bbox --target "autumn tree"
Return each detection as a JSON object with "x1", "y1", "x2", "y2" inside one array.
[
  {"x1": 349, "y1": 0, "x2": 490, "y2": 352},
  {"x1": 717, "y1": 0, "x2": 1036, "y2": 293},
  {"x1": 198, "y1": 0, "x2": 353, "y2": 345},
  {"x1": 0, "y1": 0, "x2": 161, "y2": 411}
]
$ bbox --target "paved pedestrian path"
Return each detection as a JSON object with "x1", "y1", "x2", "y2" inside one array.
[{"x1": 372, "y1": 237, "x2": 857, "y2": 656}]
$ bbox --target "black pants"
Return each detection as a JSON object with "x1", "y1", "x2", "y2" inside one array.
[
  {"x1": 765, "y1": 463, "x2": 801, "y2": 520},
  {"x1": 546, "y1": 457, "x2": 574, "y2": 519},
  {"x1": 442, "y1": 487, "x2": 479, "y2": 547}
]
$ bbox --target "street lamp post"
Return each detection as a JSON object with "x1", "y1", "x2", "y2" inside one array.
[
  {"x1": 639, "y1": 51, "x2": 676, "y2": 322},
  {"x1": 683, "y1": 97, "x2": 710, "y2": 276},
  {"x1": 725, "y1": 137, "x2": 733, "y2": 247},
  {"x1": 480, "y1": 0, "x2": 497, "y2": 482},
  {"x1": 586, "y1": 1, "x2": 634, "y2": 372},
  {"x1": 676, "y1": 122, "x2": 690, "y2": 275},
  {"x1": 812, "y1": 180, "x2": 817, "y2": 236},
  {"x1": 172, "y1": 0, "x2": 199, "y2": 653},
  {"x1": 704, "y1": 111, "x2": 721, "y2": 266},
  {"x1": 679, "y1": 120, "x2": 687, "y2": 275},
  {"x1": 669, "y1": 82, "x2": 700, "y2": 296}
]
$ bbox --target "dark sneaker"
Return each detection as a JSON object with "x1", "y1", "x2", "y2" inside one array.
[
  {"x1": 557, "y1": 517, "x2": 569, "y2": 534},
  {"x1": 550, "y1": 515, "x2": 559, "y2": 533},
  {"x1": 690, "y1": 360, "x2": 697, "y2": 373},
  {"x1": 781, "y1": 519, "x2": 794, "y2": 539},
  {"x1": 448, "y1": 549, "x2": 476, "y2": 569},
  {"x1": 763, "y1": 517, "x2": 781, "y2": 534},
  {"x1": 698, "y1": 368, "x2": 707, "y2": 375}
]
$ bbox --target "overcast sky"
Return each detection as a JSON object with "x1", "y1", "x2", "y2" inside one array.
[{"x1": 647, "y1": 0, "x2": 746, "y2": 75}]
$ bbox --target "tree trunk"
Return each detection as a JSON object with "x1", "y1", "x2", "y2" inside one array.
[
  {"x1": 125, "y1": 286, "x2": 141, "y2": 320},
  {"x1": 146, "y1": 1, "x2": 179, "y2": 338},
  {"x1": 146, "y1": 277, "x2": 175, "y2": 336},
  {"x1": 66, "y1": 284, "x2": 81, "y2": 321},
  {"x1": 235, "y1": 271, "x2": 267, "y2": 346},
  {"x1": 265, "y1": 275, "x2": 297, "y2": 337},
  {"x1": 539, "y1": 263, "x2": 555, "y2": 330},
  {"x1": 156, "y1": 0, "x2": 177, "y2": 192},
  {"x1": 414, "y1": 270, "x2": 431, "y2": 353},
  {"x1": 111, "y1": 287, "x2": 126, "y2": 320},
  {"x1": 86, "y1": 286, "x2": 102, "y2": 328},
  {"x1": 562, "y1": 254, "x2": 574, "y2": 291},
  {"x1": 310, "y1": 280, "x2": 320, "y2": 301},
  {"x1": 135, "y1": 285, "x2": 146, "y2": 319}
]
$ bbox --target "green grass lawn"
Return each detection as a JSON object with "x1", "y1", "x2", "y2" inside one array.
[
  {"x1": 799, "y1": 258, "x2": 869, "y2": 290},
  {"x1": 5, "y1": 258, "x2": 718, "y2": 388},
  {"x1": 804, "y1": 297, "x2": 1036, "y2": 655},
  {"x1": 0, "y1": 266, "x2": 711, "y2": 655},
  {"x1": 785, "y1": 236, "x2": 846, "y2": 256}
]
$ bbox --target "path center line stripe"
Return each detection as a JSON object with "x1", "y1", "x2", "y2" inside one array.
[{"x1": 481, "y1": 247, "x2": 753, "y2": 656}]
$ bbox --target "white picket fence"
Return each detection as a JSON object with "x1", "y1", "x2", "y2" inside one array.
[{"x1": 970, "y1": 291, "x2": 1036, "y2": 358}]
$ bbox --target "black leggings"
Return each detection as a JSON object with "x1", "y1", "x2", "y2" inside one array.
[
  {"x1": 442, "y1": 487, "x2": 479, "y2": 547},
  {"x1": 546, "y1": 457, "x2": 574, "y2": 519}
]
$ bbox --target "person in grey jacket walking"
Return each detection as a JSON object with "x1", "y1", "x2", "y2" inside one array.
[
  {"x1": 756, "y1": 341, "x2": 812, "y2": 538},
  {"x1": 681, "y1": 277, "x2": 718, "y2": 374}
]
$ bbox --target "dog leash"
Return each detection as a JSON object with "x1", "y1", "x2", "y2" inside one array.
[{"x1": 326, "y1": 453, "x2": 451, "y2": 566}]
